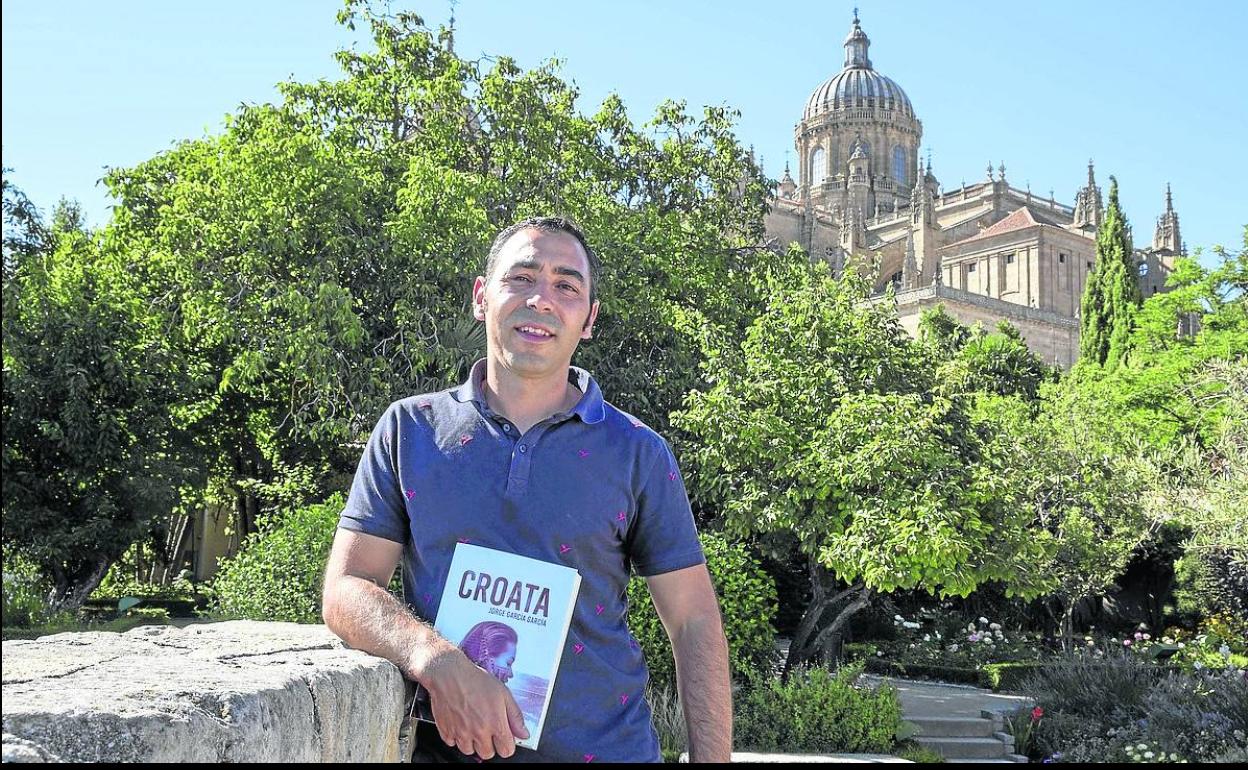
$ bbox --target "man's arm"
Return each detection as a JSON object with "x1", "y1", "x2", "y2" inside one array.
[
  {"x1": 321, "y1": 529, "x2": 528, "y2": 759},
  {"x1": 646, "y1": 564, "x2": 732, "y2": 763}
]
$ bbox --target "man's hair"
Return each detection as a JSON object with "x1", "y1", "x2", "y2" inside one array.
[{"x1": 484, "y1": 216, "x2": 601, "y2": 305}]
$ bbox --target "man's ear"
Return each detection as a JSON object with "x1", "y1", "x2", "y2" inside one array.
[
  {"x1": 580, "y1": 300, "x2": 600, "y2": 340},
  {"x1": 472, "y1": 276, "x2": 487, "y2": 321}
]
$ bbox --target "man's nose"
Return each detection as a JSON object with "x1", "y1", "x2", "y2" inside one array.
[{"x1": 525, "y1": 287, "x2": 555, "y2": 314}]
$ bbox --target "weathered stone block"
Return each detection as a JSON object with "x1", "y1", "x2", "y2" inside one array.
[{"x1": 2, "y1": 621, "x2": 405, "y2": 762}]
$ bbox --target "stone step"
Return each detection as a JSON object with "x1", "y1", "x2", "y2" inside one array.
[
  {"x1": 909, "y1": 716, "x2": 998, "y2": 737},
  {"x1": 914, "y1": 736, "x2": 1009, "y2": 759}
]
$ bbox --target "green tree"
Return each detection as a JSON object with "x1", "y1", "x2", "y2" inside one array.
[
  {"x1": 98, "y1": 3, "x2": 778, "y2": 539},
  {"x1": 1079, "y1": 177, "x2": 1142, "y2": 368},
  {"x1": 2, "y1": 188, "x2": 199, "y2": 612},
  {"x1": 674, "y1": 258, "x2": 1052, "y2": 671}
]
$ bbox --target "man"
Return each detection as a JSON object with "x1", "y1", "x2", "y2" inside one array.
[{"x1": 322, "y1": 217, "x2": 732, "y2": 763}]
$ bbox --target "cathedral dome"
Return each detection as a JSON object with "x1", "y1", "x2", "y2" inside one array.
[{"x1": 802, "y1": 15, "x2": 915, "y2": 121}]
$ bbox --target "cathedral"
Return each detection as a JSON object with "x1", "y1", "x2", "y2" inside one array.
[{"x1": 764, "y1": 12, "x2": 1183, "y2": 367}]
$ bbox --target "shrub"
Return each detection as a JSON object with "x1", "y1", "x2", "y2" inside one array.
[
  {"x1": 734, "y1": 661, "x2": 901, "y2": 753},
  {"x1": 2, "y1": 550, "x2": 55, "y2": 628},
  {"x1": 1174, "y1": 548, "x2": 1248, "y2": 623},
  {"x1": 627, "y1": 532, "x2": 778, "y2": 692},
  {"x1": 210, "y1": 494, "x2": 345, "y2": 622},
  {"x1": 1026, "y1": 651, "x2": 1248, "y2": 763},
  {"x1": 645, "y1": 684, "x2": 687, "y2": 763}
]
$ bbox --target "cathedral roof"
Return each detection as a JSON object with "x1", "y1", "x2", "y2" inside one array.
[
  {"x1": 945, "y1": 206, "x2": 1063, "y2": 247},
  {"x1": 803, "y1": 15, "x2": 915, "y2": 121}
]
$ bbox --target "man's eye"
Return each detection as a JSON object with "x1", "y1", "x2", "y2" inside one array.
[
  {"x1": 508, "y1": 275, "x2": 532, "y2": 283},
  {"x1": 560, "y1": 283, "x2": 579, "y2": 293}
]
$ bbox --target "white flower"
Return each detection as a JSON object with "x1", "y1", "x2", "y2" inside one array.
[
  {"x1": 894, "y1": 614, "x2": 904, "y2": 622},
  {"x1": 1136, "y1": 744, "x2": 1148, "y2": 751},
  {"x1": 1144, "y1": 751, "x2": 1154, "y2": 759},
  {"x1": 1170, "y1": 754, "x2": 1179, "y2": 761},
  {"x1": 1220, "y1": 644, "x2": 1231, "y2": 656},
  {"x1": 923, "y1": 634, "x2": 931, "y2": 642},
  {"x1": 989, "y1": 622, "x2": 1001, "y2": 631},
  {"x1": 994, "y1": 630, "x2": 1004, "y2": 639},
  {"x1": 903, "y1": 621, "x2": 921, "y2": 630},
  {"x1": 876, "y1": 650, "x2": 885, "y2": 657},
  {"x1": 967, "y1": 623, "x2": 976, "y2": 633},
  {"x1": 979, "y1": 616, "x2": 989, "y2": 625},
  {"x1": 949, "y1": 644, "x2": 960, "y2": 652}
]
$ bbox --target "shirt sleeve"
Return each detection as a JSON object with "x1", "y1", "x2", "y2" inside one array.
[
  {"x1": 627, "y1": 438, "x2": 705, "y2": 576},
  {"x1": 338, "y1": 402, "x2": 409, "y2": 544}
]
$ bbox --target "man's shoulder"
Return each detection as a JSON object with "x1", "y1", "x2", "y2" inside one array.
[
  {"x1": 373, "y1": 386, "x2": 468, "y2": 431},
  {"x1": 597, "y1": 400, "x2": 671, "y2": 455}
]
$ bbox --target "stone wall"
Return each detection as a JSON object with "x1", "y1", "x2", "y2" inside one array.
[{"x1": 2, "y1": 621, "x2": 407, "y2": 763}]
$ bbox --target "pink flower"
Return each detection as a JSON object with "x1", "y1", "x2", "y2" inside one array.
[
  {"x1": 1031, "y1": 706, "x2": 1044, "y2": 722},
  {"x1": 1123, "y1": 639, "x2": 1132, "y2": 646}
]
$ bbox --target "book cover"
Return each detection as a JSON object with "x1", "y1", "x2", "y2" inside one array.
[{"x1": 411, "y1": 543, "x2": 582, "y2": 752}]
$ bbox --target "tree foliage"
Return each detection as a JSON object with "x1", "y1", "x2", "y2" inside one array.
[
  {"x1": 2, "y1": 180, "x2": 200, "y2": 612},
  {"x1": 5, "y1": 4, "x2": 778, "y2": 608},
  {"x1": 1079, "y1": 177, "x2": 1142, "y2": 368},
  {"x1": 673, "y1": 258, "x2": 1053, "y2": 669}
]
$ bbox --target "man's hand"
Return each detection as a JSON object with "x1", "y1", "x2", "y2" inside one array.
[
  {"x1": 422, "y1": 647, "x2": 530, "y2": 760},
  {"x1": 322, "y1": 529, "x2": 528, "y2": 759}
]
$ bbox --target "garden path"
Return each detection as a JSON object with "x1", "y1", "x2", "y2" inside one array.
[{"x1": 859, "y1": 674, "x2": 1033, "y2": 719}]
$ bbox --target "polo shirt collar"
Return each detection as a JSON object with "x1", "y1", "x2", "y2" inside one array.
[{"x1": 451, "y1": 358, "x2": 606, "y2": 424}]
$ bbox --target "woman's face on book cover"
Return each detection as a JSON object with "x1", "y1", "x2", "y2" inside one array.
[{"x1": 486, "y1": 642, "x2": 517, "y2": 684}]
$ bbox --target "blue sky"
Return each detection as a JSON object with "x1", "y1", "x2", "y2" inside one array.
[{"x1": 4, "y1": 1, "x2": 1245, "y2": 264}]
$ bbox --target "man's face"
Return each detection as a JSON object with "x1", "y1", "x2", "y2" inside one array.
[{"x1": 473, "y1": 228, "x2": 599, "y2": 380}]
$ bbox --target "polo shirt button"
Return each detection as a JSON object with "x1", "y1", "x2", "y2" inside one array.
[
  {"x1": 503, "y1": 424, "x2": 512, "y2": 432},
  {"x1": 519, "y1": 444, "x2": 527, "y2": 454}
]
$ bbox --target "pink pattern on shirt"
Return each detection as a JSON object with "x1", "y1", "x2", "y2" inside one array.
[
  {"x1": 583, "y1": 754, "x2": 595, "y2": 762},
  {"x1": 573, "y1": 642, "x2": 585, "y2": 654},
  {"x1": 559, "y1": 544, "x2": 571, "y2": 554},
  {"x1": 459, "y1": 434, "x2": 473, "y2": 446},
  {"x1": 619, "y1": 693, "x2": 629, "y2": 706},
  {"x1": 595, "y1": 603, "x2": 605, "y2": 615},
  {"x1": 578, "y1": 449, "x2": 589, "y2": 458},
  {"x1": 405, "y1": 489, "x2": 416, "y2": 500}
]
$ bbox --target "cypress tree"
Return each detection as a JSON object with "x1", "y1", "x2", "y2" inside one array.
[{"x1": 1079, "y1": 177, "x2": 1141, "y2": 367}]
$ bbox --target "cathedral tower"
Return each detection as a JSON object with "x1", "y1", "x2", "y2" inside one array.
[
  {"x1": 1152, "y1": 184, "x2": 1182, "y2": 254},
  {"x1": 793, "y1": 11, "x2": 922, "y2": 215}
]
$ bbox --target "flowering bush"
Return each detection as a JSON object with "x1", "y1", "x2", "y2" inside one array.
[
  {"x1": 1024, "y1": 650, "x2": 1248, "y2": 763},
  {"x1": 862, "y1": 613, "x2": 1046, "y2": 669}
]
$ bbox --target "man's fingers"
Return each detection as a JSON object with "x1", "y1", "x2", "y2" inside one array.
[
  {"x1": 493, "y1": 729, "x2": 517, "y2": 759},
  {"x1": 506, "y1": 694, "x2": 530, "y2": 739}
]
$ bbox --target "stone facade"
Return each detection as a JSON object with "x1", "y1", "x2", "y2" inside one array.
[{"x1": 766, "y1": 12, "x2": 1182, "y2": 367}]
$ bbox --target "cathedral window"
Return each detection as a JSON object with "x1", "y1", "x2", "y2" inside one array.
[
  {"x1": 810, "y1": 148, "x2": 826, "y2": 187},
  {"x1": 893, "y1": 145, "x2": 906, "y2": 185},
  {"x1": 1059, "y1": 252, "x2": 1066, "y2": 264},
  {"x1": 967, "y1": 263, "x2": 976, "y2": 273},
  {"x1": 1006, "y1": 253, "x2": 1015, "y2": 264}
]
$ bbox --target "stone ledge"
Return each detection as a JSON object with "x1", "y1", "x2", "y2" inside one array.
[
  {"x1": 1, "y1": 621, "x2": 406, "y2": 762},
  {"x1": 680, "y1": 751, "x2": 912, "y2": 763}
]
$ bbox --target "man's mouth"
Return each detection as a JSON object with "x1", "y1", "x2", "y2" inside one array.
[{"x1": 515, "y1": 324, "x2": 556, "y2": 341}]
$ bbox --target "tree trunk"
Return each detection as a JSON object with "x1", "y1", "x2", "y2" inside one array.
[
  {"x1": 47, "y1": 555, "x2": 111, "y2": 615},
  {"x1": 783, "y1": 556, "x2": 869, "y2": 675}
]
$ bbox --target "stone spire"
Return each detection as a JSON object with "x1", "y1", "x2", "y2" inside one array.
[
  {"x1": 911, "y1": 154, "x2": 934, "y2": 223},
  {"x1": 778, "y1": 160, "x2": 797, "y2": 199},
  {"x1": 1152, "y1": 183, "x2": 1182, "y2": 253},
  {"x1": 902, "y1": 230, "x2": 919, "y2": 289},
  {"x1": 1072, "y1": 158, "x2": 1104, "y2": 230},
  {"x1": 844, "y1": 9, "x2": 872, "y2": 69}
]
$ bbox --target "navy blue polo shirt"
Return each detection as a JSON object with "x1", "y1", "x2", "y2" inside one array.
[{"x1": 338, "y1": 358, "x2": 705, "y2": 763}]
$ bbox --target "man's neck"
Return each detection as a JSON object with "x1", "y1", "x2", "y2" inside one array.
[{"x1": 482, "y1": 360, "x2": 581, "y2": 434}]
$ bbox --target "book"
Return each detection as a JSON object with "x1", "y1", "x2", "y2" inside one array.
[{"x1": 410, "y1": 543, "x2": 582, "y2": 752}]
